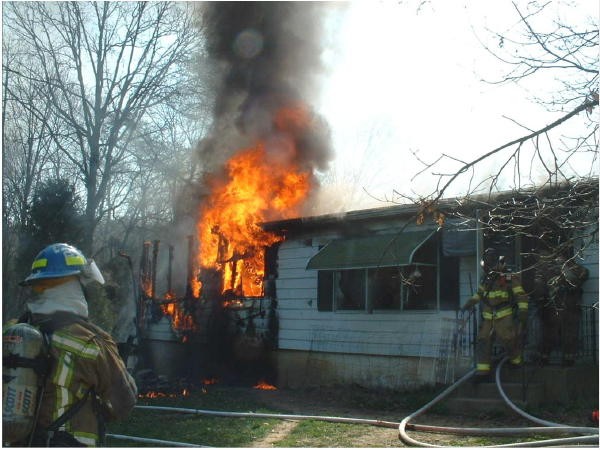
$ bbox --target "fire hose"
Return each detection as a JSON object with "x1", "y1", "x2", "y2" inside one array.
[
  {"x1": 398, "y1": 357, "x2": 599, "y2": 447},
  {"x1": 113, "y1": 359, "x2": 598, "y2": 447},
  {"x1": 106, "y1": 433, "x2": 207, "y2": 447}
]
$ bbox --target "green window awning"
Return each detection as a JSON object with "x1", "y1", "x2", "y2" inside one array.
[{"x1": 306, "y1": 230, "x2": 437, "y2": 270}]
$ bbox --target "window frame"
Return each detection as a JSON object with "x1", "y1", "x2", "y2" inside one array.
[{"x1": 314, "y1": 232, "x2": 454, "y2": 313}]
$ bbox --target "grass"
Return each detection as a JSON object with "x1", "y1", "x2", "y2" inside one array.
[
  {"x1": 274, "y1": 420, "x2": 384, "y2": 448},
  {"x1": 106, "y1": 383, "x2": 438, "y2": 447},
  {"x1": 108, "y1": 410, "x2": 279, "y2": 447},
  {"x1": 106, "y1": 387, "x2": 281, "y2": 447},
  {"x1": 105, "y1": 384, "x2": 598, "y2": 447}
]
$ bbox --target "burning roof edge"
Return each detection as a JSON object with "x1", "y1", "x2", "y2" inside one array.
[
  {"x1": 261, "y1": 202, "x2": 427, "y2": 234},
  {"x1": 260, "y1": 177, "x2": 599, "y2": 234}
]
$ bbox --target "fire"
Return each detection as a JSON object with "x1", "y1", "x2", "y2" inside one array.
[
  {"x1": 202, "y1": 378, "x2": 219, "y2": 385},
  {"x1": 139, "y1": 388, "x2": 190, "y2": 399},
  {"x1": 223, "y1": 299, "x2": 244, "y2": 309},
  {"x1": 160, "y1": 292, "x2": 195, "y2": 333},
  {"x1": 253, "y1": 380, "x2": 277, "y2": 391},
  {"x1": 195, "y1": 105, "x2": 313, "y2": 298}
]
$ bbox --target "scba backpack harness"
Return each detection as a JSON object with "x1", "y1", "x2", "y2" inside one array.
[
  {"x1": 3, "y1": 323, "x2": 51, "y2": 445},
  {"x1": 3, "y1": 317, "x2": 104, "y2": 447}
]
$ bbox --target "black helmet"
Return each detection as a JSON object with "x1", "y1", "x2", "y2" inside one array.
[{"x1": 481, "y1": 248, "x2": 505, "y2": 273}]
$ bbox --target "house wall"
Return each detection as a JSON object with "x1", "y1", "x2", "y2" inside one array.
[
  {"x1": 275, "y1": 349, "x2": 437, "y2": 389},
  {"x1": 271, "y1": 220, "x2": 599, "y2": 389},
  {"x1": 273, "y1": 230, "x2": 468, "y2": 389}
]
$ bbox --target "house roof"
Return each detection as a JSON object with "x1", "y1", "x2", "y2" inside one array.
[
  {"x1": 261, "y1": 178, "x2": 598, "y2": 235},
  {"x1": 261, "y1": 196, "x2": 460, "y2": 234}
]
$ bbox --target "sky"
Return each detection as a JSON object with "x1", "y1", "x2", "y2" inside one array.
[{"x1": 314, "y1": 0, "x2": 598, "y2": 213}]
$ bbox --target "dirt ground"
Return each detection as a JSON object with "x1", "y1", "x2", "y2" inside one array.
[{"x1": 245, "y1": 385, "x2": 598, "y2": 447}]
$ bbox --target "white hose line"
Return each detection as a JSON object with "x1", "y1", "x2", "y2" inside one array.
[
  {"x1": 398, "y1": 368, "x2": 477, "y2": 447},
  {"x1": 494, "y1": 356, "x2": 596, "y2": 431},
  {"x1": 490, "y1": 356, "x2": 599, "y2": 447},
  {"x1": 398, "y1": 358, "x2": 598, "y2": 447},
  {"x1": 408, "y1": 423, "x2": 596, "y2": 436},
  {"x1": 136, "y1": 402, "x2": 595, "y2": 444},
  {"x1": 135, "y1": 405, "x2": 400, "y2": 428},
  {"x1": 106, "y1": 433, "x2": 207, "y2": 447},
  {"x1": 495, "y1": 357, "x2": 566, "y2": 427},
  {"x1": 493, "y1": 434, "x2": 600, "y2": 447}
]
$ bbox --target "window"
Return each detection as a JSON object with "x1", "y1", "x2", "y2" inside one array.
[
  {"x1": 439, "y1": 256, "x2": 459, "y2": 310},
  {"x1": 317, "y1": 271, "x2": 334, "y2": 311},
  {"x1": 318, "y1": 269, "x2": 367, "y2": 311},
  {"x1": 317, "y1": 264, "x2": 439, "y2": 312},
  {"x1": 402, "y1": 265, "x2": 437, "y2": 310},
  {"x1": 312, "y1": 231, "x2": 462, "y2": 312},
  {"x1": 368, "y1": 267, "x2": 401, "y2": 310},
  {"x1": 334, "y1": 269, "x2": 366, "y2": 310}
]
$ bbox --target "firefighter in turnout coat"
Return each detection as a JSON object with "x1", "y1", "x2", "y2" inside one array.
[
  {"x1": 534, "y1": 252, "x2": 589, "y2": 366},
  {"x1": 462, "y1": 248, "x2": 529, "y2": 377},
  {"x1": 8, "y1": 243, "x2": 137, "y2": 447}
]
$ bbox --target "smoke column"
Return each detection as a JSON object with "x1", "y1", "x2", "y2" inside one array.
[{"x1": 197, "y1": 1, "x2": 337, "y2": 178}]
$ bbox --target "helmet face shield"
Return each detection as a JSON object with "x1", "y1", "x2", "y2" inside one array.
[{"x1": 81, "y1": 260, "x2": 105, "y2": 285}]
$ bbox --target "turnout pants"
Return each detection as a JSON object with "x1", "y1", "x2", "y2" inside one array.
[{"x1": 476, "y1": 315, "x2": 521, "y2": 374}]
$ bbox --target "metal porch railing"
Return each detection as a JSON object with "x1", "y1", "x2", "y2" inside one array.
[{"x1": 448, "y1": 304, "x2": 598, "y2": 382}]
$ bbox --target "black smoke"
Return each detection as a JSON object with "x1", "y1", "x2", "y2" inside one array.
[{"x1": 197, "y1": 1, "x2": 338, "y2": 176}]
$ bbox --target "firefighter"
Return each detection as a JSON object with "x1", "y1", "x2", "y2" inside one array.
[
  {"x1": 462, "y1": 248, "x2": 529, "y2": 378},
  {"x1": 534, "y1": 251, "x2": 588, "y2": 366},
  {"x1": 8, "y1": 243, "x2": 137, "y2": 447}
]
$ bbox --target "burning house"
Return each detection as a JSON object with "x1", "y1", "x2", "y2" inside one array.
[
  {"x1": 128, "y1": 3, "x2": 597, "y2": 393},
  {"x1": 133, "y1": 182, "x2": 598, "y2": 393}
]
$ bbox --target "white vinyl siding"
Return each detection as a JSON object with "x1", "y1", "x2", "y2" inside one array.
[{"x1": 276, "y1": 237, "x2": 453, "y2": 358}]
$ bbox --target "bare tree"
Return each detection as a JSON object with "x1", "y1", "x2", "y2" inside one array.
[
  {"x1": 482, "y1": 1, "x2": 597, "y2": 109},
  {"x1": 2, "y1": 38, "x2": 61, "y2": 287},
  {"x1": 91, "y1": 65, "x2": 215, "y2": 256},
  {"x1": 394, "y1": 1, "x2": 598, "y2": 270},
  {"x1": 3, "y1": 1, "x2": 202, "y2": 253}
]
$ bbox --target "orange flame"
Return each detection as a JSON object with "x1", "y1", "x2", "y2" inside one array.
[
  {"x1": 160, "y1": 292, "x2": 195, "y2": 332},
  {"x1": 195, "y1": 106, "x2": 313, "y2": 298},
  {"x1": 223, "y1": 299, "x2": 245, "y2": 309},
  {"x1": 253, "y1": 380, "x2": 277, "y2": 391},
  {"x1": 138, "y1": 388, "x2": 190, "y2": 399}
]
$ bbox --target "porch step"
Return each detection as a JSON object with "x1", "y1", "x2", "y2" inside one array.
[
  {"x1": 444, "y1": 381, "x2": 544, "y2": 415},
  {"x1": 457, "y1": 381, "x2": 542, "y2": 400},
  {"x1": 443, "y1": 364, "x2": 598, "y2": 415},
  {"x1": 444, "y1": 397, "x2": 527, "y2": 415}
]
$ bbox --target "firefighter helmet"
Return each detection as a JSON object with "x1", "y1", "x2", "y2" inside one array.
[
  {"x1": 481, "y1": 247, "x2": 506, "y2": 273},
  {"x1": 21, "y1": 243, "x2": 104, "y2": 285}
]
